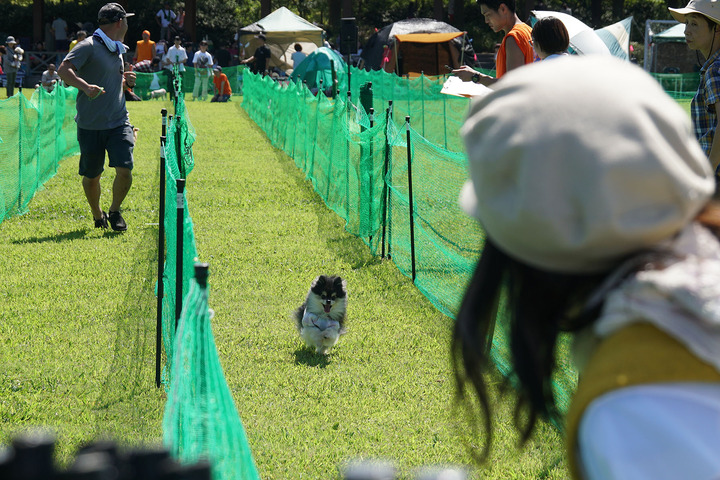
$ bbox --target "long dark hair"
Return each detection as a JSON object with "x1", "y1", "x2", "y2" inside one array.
[
  {"x1": 452, "y1": 201, "x2": 720, "y2": 461},
  {"x1": 451, "y1": 241, "x2": 604, "y2": 461}
]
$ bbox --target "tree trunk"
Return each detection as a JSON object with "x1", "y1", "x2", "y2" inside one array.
[
  {"x1": 342, "y1": 0, "x2": 353, "y2": 17},
  {"x1": 33, "y1": 0, "x2": 44, "y2": 45},
  {"x1": 521, "y1": 0, "x2": 532, "y2": 22},
  {"x1": 454, "y1": 0, "x2": 464, "y2": 29},
  {"x1": 261, "y1": 0, "x2": 271, "y2": 18},
  {"x1": 612, "y1": 0, "x2": 624, "y2": 20},
  {"x1": 185, "y1": 0, "x2": 197, "y2": 43},
  {"x1": 329, "y1": 0, "x2": 341, "y2": 39},
  {"x1": 591, "y1": 0, "x2": 602, "y2": 27},
  {"x1": 434, "y1": 0, "x2": 443, "y2": 21}
]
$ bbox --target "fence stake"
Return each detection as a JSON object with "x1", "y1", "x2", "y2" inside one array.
[
  {"x1": 420, "y1": 72, "x2": 425, "y2": 137},
  {"x1": 381, "y1": 101, "x2": 392, "y2": 259},
  {"x1": 17, "y1": 95, "x2": 23, "y2": 212},
  {"x1": 175, "y1": 114, "x2": 184, "y2": 179},
  {"x1": 405, "y1": 116, "x2": 416, "y2": 282},
  {"x1": 175, "y1": 178, "x2": 185, "y2": 331},
  {"x1": 346, "y1": 90, "x2": 351, "y2": 221},
  {"x1": 156, "y1": 108, "x2": 168, "y2": 388},
  {"x1": 368, "y1": 107, "x2": 374, "y2": 246}
]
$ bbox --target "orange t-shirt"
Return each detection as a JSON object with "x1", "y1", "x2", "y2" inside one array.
[
  {"x1": 135, "y1": 40, "x2": 156, "y2": 63},
  {"x1": 213, "y1": 73, "x2": 232, "y2": 95},
  {"x1": 495, "y1": 23, "x2": 534, "y2": 78}
]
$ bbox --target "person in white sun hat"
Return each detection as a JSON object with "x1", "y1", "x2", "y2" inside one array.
[
  {"x1": 452, "y1": 55, "x2": 720, "y2": 480},
  {"x1": 669, "y1": 0, "x2": 720, "y2": 179}
]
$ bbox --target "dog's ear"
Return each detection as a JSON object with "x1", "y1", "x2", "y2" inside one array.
[
  {"x1": 312, "y1": 275, "x2": 326, "y2": 290},
  {"x1": 334, "y1": 276, "x2": 347, "y2": 296}
]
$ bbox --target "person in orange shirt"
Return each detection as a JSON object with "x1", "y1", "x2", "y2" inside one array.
[
  {"x1": 211, "y1": 66, "x2": 232, "y2": 102},
  {"x1": 452, "y1": 0, "x2": 533, "y2": 86},
  {"x1": 134, "y1": 30, "x2": 156, "y2": 63}
]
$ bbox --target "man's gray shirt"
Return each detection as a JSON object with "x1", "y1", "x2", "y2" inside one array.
[{"x1": 64, "y1": 37, "x2": 129, "y2": 130}]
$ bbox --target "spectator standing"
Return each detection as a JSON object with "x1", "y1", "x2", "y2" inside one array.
[
  {"x1": 211, "y1": 66, "x2": 231, "y2": 102},
  {"x1": 40, "y1": 63, "x2": 61, "y2": 92},
  {"x1": 241, "y1": 33, "x2": 271, "y2": 74},
  {"x1": 134, "y1": 30, "x2": 156, "y2": 63},
  {"x1": 162, "y1": 35, "x2": 187, "y2": 97},
  {"x1": 452, "y1": 0, "x2": 533, "y2": 86},
  {"x1": 0, "y1": 46, "x2": 5, "y2": 75},
  {"x1": 214, "y1": 44, "x2": 231, "y2": 67},
  {"x1": 669, "y1": 0, "x2": 720, "y2": 177},
  {"x1": 192, "y1": 40, "x2": 213, "y2": 100},
  {"x1": 174, "y1": 6, "x2": 185, "y2": 36},
  {"x1": 291, "y1": 43, "x2": 307, "y2": 69},
  {"x1": 57, "y1": 2, "x2": 137, "y2": 232},
  {"x1": 156, "y1": 2, "x2": 177, "y2": 43},
  {"x1": 3, "y1": 36, "x2": 21, "y2": 98},
  {"x1": 51, "y1": 15, "x2": 69, "y2": 51},
  {"x1": 69, "y1": 30, "x2": 88, "y2": 51}
]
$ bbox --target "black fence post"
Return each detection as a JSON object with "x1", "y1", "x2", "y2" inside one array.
[
  {"x1": 368, "y1": 107, "x2": 374, "y2": 246},
  {"x1": 175, "y1": 178, "x2": 185, "y2": 331},
  {"x1": 405, "y1": 115, "x2": 416, "y2": 282},
  {"x1": 381, "y1": 101, "x2": 393, "y2": 260},
  {"x1": 346, "y1": 90, "x2": 351, "y2": 221},
  {"x1": 17, "y1": 95, "x2": 23, "y2": 212},
  {"x1": 175, "y1": 113, "x2": 185, "y2": 179},
  {"x1": 156, "y1": 108, "x2": 168, "y2": 388}
]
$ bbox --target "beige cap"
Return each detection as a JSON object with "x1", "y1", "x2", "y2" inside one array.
[
  {"x1": 460, "y1": 55, "x2": 714, "y2": 273},
  {"x1": 669, "y1": 0, "x2": 720, "y2": 24}
]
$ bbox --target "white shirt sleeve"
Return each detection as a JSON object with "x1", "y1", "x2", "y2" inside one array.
[{"x1": 578, "y1": 383, "x2": 720, "y2": 480}]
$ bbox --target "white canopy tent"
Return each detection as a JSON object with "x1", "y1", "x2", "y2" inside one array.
[{"x1": 238, "y1": 7, "x2": 325, "y2": 72}]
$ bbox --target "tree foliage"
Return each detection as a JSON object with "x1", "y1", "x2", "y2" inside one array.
[{"x1": 0, "y1": 0, "x2": 683, "y2": 55}]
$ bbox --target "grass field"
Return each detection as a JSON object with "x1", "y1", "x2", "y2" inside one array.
[{"x1": 1, "y1": 93, "x2": 584, "y2": 479}]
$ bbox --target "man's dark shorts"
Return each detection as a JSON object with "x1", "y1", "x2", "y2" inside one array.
[{"x1": 78, "y1": 123, "x2": 135, "y2": 178}]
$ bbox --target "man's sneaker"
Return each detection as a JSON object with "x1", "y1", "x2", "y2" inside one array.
[
  {"x1": 108, "y1": 210, "x2": 127, "y2": 231},
  {"x1": 94, "y1": 211, "x2": 108, "y2": 229}
]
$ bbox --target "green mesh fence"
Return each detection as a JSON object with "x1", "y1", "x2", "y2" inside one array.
[
  {"x1": 133, "y1": 65, "x2": 247, "y2": 100},
  {"x1": 160, "y1": 75, "x2": 260, "y2": 480},
  {"x1": 241, "y1": 67, "x2": 578, "y2": 418},
  {"x1": 649, "y1": 72, "x2": 699, "y2": 99},
  {"x1": 0, "y1": 86, "x2": 79, "y2": 226}
]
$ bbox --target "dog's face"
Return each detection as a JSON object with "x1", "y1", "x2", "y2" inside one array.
[{"x1": 306, "y1": 275, "x2": 347, "y2": 319}]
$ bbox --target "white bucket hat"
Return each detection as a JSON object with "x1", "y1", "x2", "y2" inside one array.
[
  {"x1": 669, "y1": 0, "x2": 720, "y2": 24},
  {"x1": 460, "y1": 56, "x2": 715, "y2": 273}
]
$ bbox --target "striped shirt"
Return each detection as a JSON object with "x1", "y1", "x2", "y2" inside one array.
[{"x1": 691, "y1": 48, "x2": 720, "y2": 163}]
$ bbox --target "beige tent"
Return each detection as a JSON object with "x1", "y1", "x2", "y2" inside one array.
[{"x1": 238, "y1": 7, "x2": 325, "y2": 72}]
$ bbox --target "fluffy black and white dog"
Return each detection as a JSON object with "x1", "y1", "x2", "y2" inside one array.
[{"x1": 295, "y1": 275, "x2": 347, "y2": 355}]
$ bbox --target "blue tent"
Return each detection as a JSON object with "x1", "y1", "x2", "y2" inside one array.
[{"x1": 290, "y1": 47, "x2": 348, "y2": 94}]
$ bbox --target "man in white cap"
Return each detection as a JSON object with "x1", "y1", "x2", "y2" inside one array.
[
  {"x1": 57, "y1": 3, "x2": 136, "y2": 231},
  {"x1": 3, "y1": 36, "x2": 21, "y2": 97},
  {"x1": 669, "y1": 0, "x2": 720, "y2": 176}
]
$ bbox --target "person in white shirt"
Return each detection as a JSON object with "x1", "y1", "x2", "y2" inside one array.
[
  {"x1": 192, "y1": 40, "x2": 213, "y2": 100},
  {"x1": 40, "y1": 63, "x2": 61, "y2": 92},
  {"x1": 51, "y1": 15, "x2": 68, "y2": 50},
  {"x1": 155, "y1": 2, "x2": 176, "y2": 42},
  {"x1": 163, "y1": 35, "x2": 187, "y2": 98},
  {"x1": 291, "y1": 43, "x2": 307, "y2": 70}
]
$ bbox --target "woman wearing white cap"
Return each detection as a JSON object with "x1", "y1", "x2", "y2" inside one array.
[
  {"x1": 669, "y1": 0, "x2": 720, "y2": 176},
  {"x1": 453, "y1": 56, "x2": 720, "y2": 479},
  {"x1": 3, "y1": 36, "x2": 20, "y2": 97}
]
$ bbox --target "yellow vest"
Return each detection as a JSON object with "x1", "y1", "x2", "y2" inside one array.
[{"x1": 566, "y1": 323, "x2": 720, "y2": 478}]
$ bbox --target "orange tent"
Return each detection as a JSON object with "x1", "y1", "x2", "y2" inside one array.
[{"x1": 390, "y1": 31, "x2": 466, "y2": 75}]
